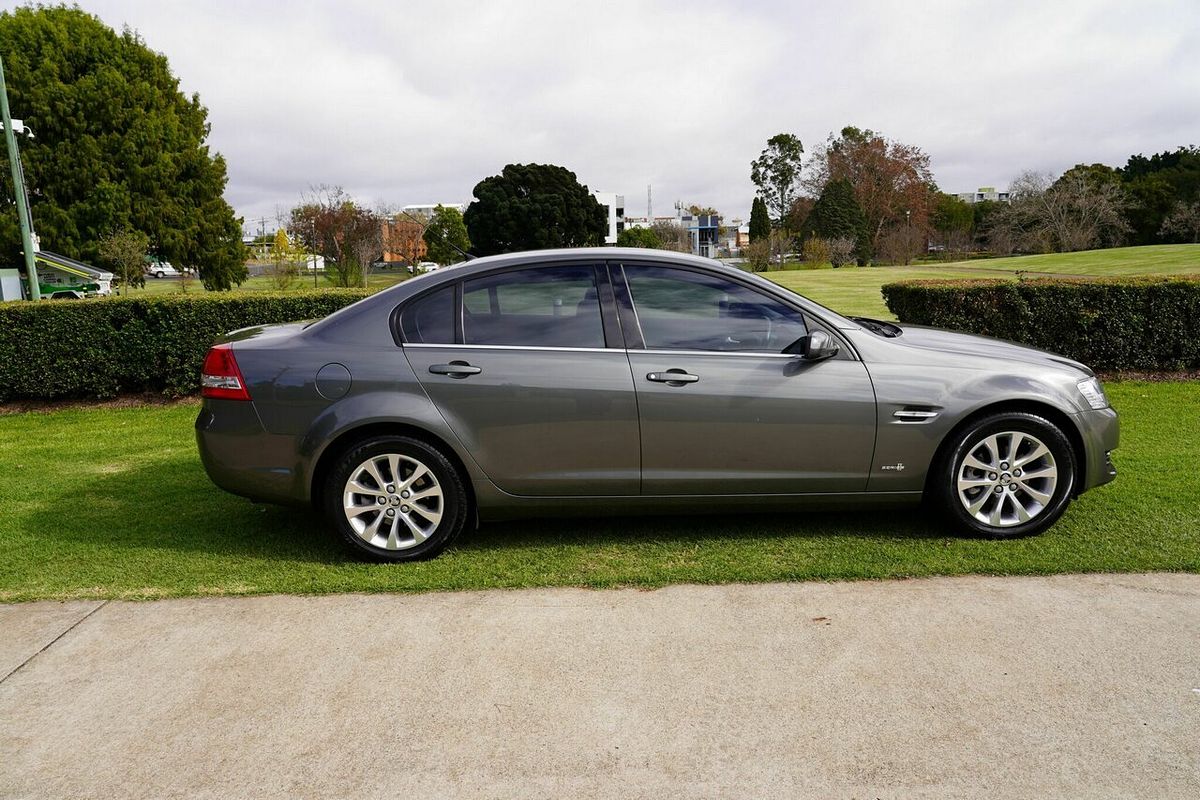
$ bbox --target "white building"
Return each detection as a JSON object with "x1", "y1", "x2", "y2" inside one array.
[
  {"x1": 955, "y1": 187, "x2": 1011, "y2": 204},
  {"x1": 592, "y1": 192, "x2": 625, "y2": 244},
  {"x1": 401, "y1": 203, "x2": 467, "y2": 220}
]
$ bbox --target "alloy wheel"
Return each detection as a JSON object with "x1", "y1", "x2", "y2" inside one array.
[
  {"x1": 342, "y1": 453, "x2": 444, "y2": 550},
  {"x1": 956, "y1": 430, "x2": 1059, "y2": 528}
]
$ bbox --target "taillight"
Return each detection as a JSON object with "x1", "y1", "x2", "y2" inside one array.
[{"x1": 201, "y1": 343, "x2": 251, "y2": 401}]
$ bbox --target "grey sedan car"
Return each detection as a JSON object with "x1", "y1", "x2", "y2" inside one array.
[{"x1": 196, "y1": 248, "x2": 1118, "y2": 561}]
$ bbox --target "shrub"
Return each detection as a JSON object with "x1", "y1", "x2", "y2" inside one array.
[
  {"x1": 828, "y1": 237, "x2": 856, "y2": 268},
  {"x1": 744, "y1": 240, "x2": 771, "y2": 272},
  {"x1": 882, "y1": 275, "x2": 1200, "y2": 372},
  {"x1": 801, "y1": 237, "x2": 831, "y2": 267},
  {"x1": 0, "y1": 290, "x2": 372, "y2": 401}
]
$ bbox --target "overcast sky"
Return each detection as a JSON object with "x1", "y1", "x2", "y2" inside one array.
[{"x1": 8, "y1": 0, "x2": 1198, "y2": 229}]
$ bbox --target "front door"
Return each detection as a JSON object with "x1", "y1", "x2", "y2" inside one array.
[
  {"x1": 402, "y1": 263, "x2": 640, "y2": 497},
  {"x1": 617, "y1": 263, "x2": 876, "y2": 495}
]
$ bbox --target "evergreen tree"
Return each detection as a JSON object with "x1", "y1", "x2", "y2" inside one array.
[
  {"x1": 464, "y1": 164, "x2": 606, "y2": 255},
  {"x1": 0, "y1": 5, "x2": 246, "y2": 289},
  {"x1": 804, "y1": 179, "x2": 870, "y2": 264},
  {"x1": 423, "y1": 205, "x2": 471, "y2": 265},
  {"x1": 748, "y1": 197, "x2": 771, "y2": 242}
]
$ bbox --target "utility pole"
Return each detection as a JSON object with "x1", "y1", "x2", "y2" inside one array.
[{"x1": 0, "y1": 54, "x2": 40, "y2": 300}]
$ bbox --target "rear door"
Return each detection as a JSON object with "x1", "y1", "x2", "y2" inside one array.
[
  {"x1": 401, "y1": 263, "x2": 640, "y2": 496},
  {"x1": 616, "y1": 262, "x2": 877, "y2": 495}
]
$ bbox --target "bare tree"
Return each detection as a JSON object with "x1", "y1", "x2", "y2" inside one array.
[
  {"x1": 97, "y1": 229, "x2": 150, "y2": 293},
  {"x1": 989, "y1": 170, "x2": 1129, "y2": 254},
  {"x1": 651, "y1": 220, "x2": 689, "y2": 253},
  {"x1": 1159, "y1": 200, "x2": 1200, "y2": 243},
  {"x1": 290, "y1": 185, "x2": 382, "y2": 287},
  {"x1": 827, "y1": 237, "x2": 856, "y2": 268}
]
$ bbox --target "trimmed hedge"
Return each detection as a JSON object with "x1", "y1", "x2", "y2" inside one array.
[
  {"x1": 882, "y1": 275, "x2": 1200, "y2": 372},
  {"x1": 0, "y1": 290, "x2": 371, "y2": 401}
]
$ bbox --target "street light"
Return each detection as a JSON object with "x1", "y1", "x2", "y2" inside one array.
[{"x1": 0, "y1": 55, "x2": 41, "y2": 300}]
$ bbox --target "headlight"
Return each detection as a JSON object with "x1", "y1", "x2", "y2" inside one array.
[{"x1": 1077, "y1": 377, "x2": 1109, "y2": 410}]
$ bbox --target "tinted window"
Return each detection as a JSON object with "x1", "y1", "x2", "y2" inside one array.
[
  {"x1": 624, "y1": 266, "x2": 807, "y2": 352},
  {"x1": 463, "y1": 266, "x2": 605, "y2": 348},
  {"x1": 400, "y1": 286, "x2": 455, "y2": 344}
]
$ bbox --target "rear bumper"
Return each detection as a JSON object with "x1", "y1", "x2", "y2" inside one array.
[
  {"x1": 195, "y1": 400, "x2": 308, "y2": 505},
  {"x1": 1074, "y1": 406, "x2": 1119, "y2": 492}
]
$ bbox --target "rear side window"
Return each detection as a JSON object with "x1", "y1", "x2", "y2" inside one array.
[
  {"x1": 400, "y1": 286, "x2": 455, "y2": 344},
  {"x1": 462, "y1": 266, "x2": 605, "y2": 348}
]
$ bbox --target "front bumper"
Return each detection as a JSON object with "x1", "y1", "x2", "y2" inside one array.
[{"x1": 1074, "y1": 406, "x2": 1119, "y2": 492}]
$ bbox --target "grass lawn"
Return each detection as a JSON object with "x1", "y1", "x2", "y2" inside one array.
[
  {"x1": 765, "y1": 243, "x2": 1200, "y2": 318},
  {"x1": 1, "y1": 382, "x2": 1196, "y2": 602}
]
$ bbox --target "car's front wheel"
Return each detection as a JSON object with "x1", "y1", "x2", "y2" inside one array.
[
  {"x1": 934, "y1": 412, "x2": 1076, "y2": 538},
  {"x1": 325, "y1": 435, "x2": 469, "y2": 561}
]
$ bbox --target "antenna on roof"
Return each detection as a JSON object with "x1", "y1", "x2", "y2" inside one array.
[{"x1": 396, "y1": 207, "x2": 475, "y2": 262}]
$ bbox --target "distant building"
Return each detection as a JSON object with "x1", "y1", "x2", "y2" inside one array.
[
  {"x1": 401, "y1": 203, "x2": 467, "y2": 221},
  {"x1": 592, "y1": 192, "x2": 625, "y2": 244},
  {"x1": 956, "y1": 187, "x2": 1011, "y2": 204},
  {"x1": 380, "y1": 216, "x2": 428, "y2": 264}
]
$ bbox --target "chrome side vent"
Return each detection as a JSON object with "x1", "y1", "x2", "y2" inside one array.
[{"x1": 893, "y1": 406, "x2": 941, "y2": 422}]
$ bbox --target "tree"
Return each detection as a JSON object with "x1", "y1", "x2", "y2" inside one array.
[
  {"x1": 616, "y1": 226, "x2": 662, "y2": 249},
  {"x1": 96, "y1": 229, "x2": 149, "y2": 293},
  {"x1": 987, "y1": 169, "x2": 1129, "y2": 254},
  {"x1": 464, "y1": 164, "x2": 606, "y2": 255},
  {"x1": 803, "y1": 179, "x2": 868, "y2": 262},
  {"x1": 750, "y1": 133, "x2": 804, "y2": 225},
  {"x1": 651, "y1": 220, "x2": 689, "y2": 252},
  {"x1": 0, "y1": 5, "x2": 246, "y2": 290},
  {"x1": 687, "y1": 204, "x2": 718, "y2": 217},
  {"x1": 290, "y1": 186, "x2": 381, "y2": 288},
  {"x1": 1160, "y1": 200, "x2": 1200, "y2": 243},
  {"x1": 805, "y1": 126, "x2": 935, "y2": 254},
  {"x1": 784, "y1": 196, "x2": 815, "y2": 234},
  {"x1": 423, "y1": 205, "x2": 471, "y2": 265},
  {"x1": 267, "y1": 229, "x2": 301, "y2": 290},
  {"x1": 748, "y1": 197, "x2": 771, "y2": 243},
  {"x1": 1120, "y1": 146, "x2": 1200, "y2": 244}
]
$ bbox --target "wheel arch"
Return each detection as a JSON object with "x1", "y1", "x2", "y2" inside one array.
[
  {"x1": 309, "y1": 421, "x2": 476, "y2": 515},
  {"x1": 924, "y1": 399, "x2": 1087, "y2": 499}
]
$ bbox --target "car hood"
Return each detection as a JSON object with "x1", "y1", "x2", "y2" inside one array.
[{"x1": 892, "y1": 324, "x2": 1094, "y2": 376}]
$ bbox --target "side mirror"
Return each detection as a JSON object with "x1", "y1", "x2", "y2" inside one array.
[{"x1": 783, "y1": 330, "x2": 839, "y2": 361}]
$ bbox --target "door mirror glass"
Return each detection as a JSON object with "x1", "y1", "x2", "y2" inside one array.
[{"x1": 790, "y1": 330, "x2": 839, "y2": 361}]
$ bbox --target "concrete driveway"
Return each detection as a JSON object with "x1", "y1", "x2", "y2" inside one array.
[{"x1": 2, "y1": 573, "x2": 1198, "y2": 799}]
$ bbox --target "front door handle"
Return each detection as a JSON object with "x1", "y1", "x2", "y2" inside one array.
[
  {"x1": 429, "y1": 361, "x2": 482, "y2": 378},
  {"x1": 647, "y1": 370, "x2": 699, "y2": 384}
]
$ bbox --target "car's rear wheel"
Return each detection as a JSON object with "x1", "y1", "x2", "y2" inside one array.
[
  {"x1": 934, "y1": 412, "x2": 1076, "y2": 538},
  {"x1": 324, "y1": 435, "x2": 468, "y2": 561}
]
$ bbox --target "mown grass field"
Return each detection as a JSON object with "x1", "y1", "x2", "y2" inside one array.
[
  {"x1": 768, "y1": 243, "x2": 1200, "y2": 317},
  {"x1": 1, "y1": 382, "x2": 1196, "y2": 602}
]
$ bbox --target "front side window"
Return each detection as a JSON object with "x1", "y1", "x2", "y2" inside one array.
[
  {"x1": 400, "y1": 285, "x2": 455, "y2": 344},
  {"x1": 463, "y1": 265, "x2": 605, "y2": 348},
  {"x1": 624, "y1": 266, "x2": 807, "y2": 352}
]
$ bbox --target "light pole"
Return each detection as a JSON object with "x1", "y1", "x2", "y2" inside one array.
[
  {"x1": 0, "y1": 54, "x2": 40, "y2": 300},
  {"x1": 905, "y1": 209, "x2": 912, "y2": 266}
]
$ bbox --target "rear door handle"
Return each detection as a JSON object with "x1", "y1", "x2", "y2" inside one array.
[
  {"x1": 429, "y1": 361, "x2": 481, "y2": 378},
  {"x1": 647, "y1": 370, "x2": 699, "y2": 384}
]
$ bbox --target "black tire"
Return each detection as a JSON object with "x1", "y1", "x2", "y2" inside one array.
[
  {"x1": 324, "y1": 435, "x2": 469, "y2": 562},
  {"x1": 933, "y1": 412, "x2": 1076, "y2": 539},
  {"x1": 155, "y1": 270, "x2": 164, "y2": 279}
]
